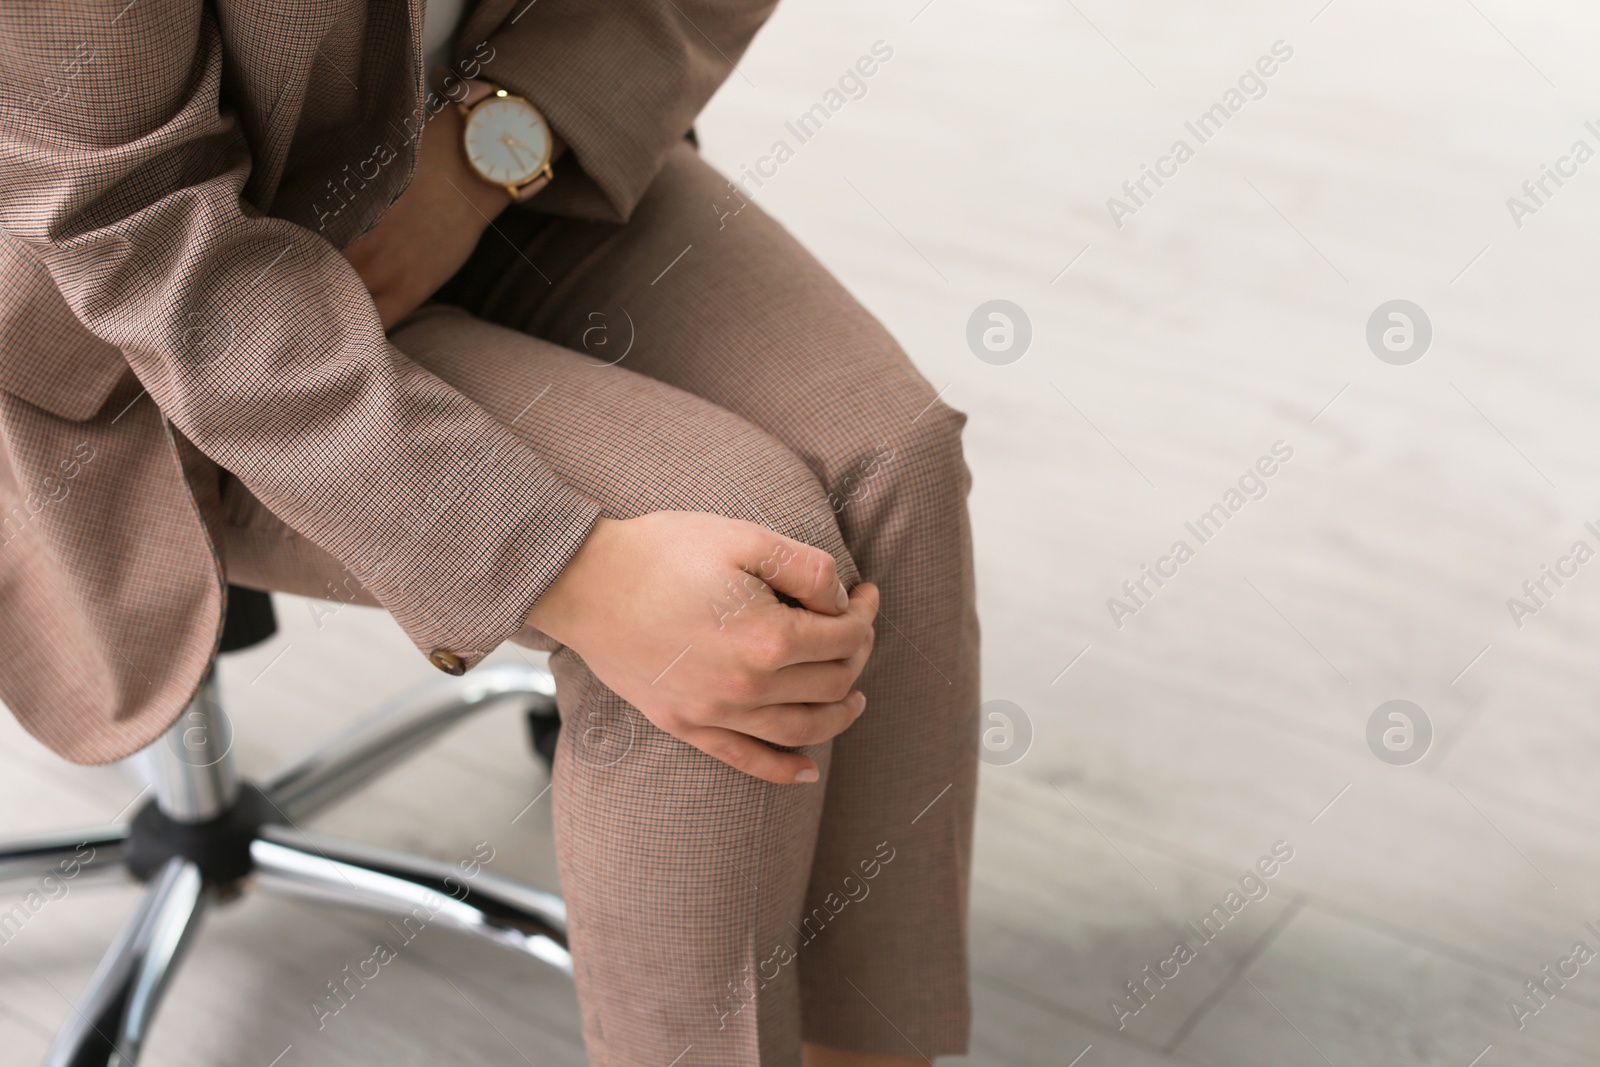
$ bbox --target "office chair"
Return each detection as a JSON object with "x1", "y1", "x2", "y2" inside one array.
[{"x1": 0, "y1": 586, "x2": 570, "y2": 1066}]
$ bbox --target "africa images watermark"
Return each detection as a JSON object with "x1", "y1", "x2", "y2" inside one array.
[
  {"x1": 22, "y1": 41, "x2": 97, "y2": 115},
  {"x1": 1506, "y1": 919, "x2": 1600, "y2": 1031},
  {"x1": 1504, "y1": 520, "x2": 1600, "y2": 629},
  {"x1": 714, "y1": 39, "x2": 896, "y2": 225},
  {"x1": 1107, "y1": 441, "x2": 1295, "y2": 628},
  {"x1": 0, "y1": 842, "x2": 97, "y2": 949},
  {"x1": 1109, "y1": 840, "x2": 1296, "y2": 1031},
  {"x1": 310, "y1": 840, "x2": 496, "y2": 1029},
  {"x1": 1503, "y1": 120, "x2": 1600, "y2": 229},
  {"x1": 713, "y1": 840, "x2": 898, "y2": 1030},
  {"x1": 310, "y1": 39, "x2": 499, "y2": 232},
  {"x1": 1106, "y1": 40, "x2": 1295, "y2": 229},
  {"x1": 709, "y1": 539, "x2": 805, "y2": 631},
  {"x1": 827, "y1": 441, "x2": 896, "y2": 514},
  {"x1": 0, "y1": 440, "x2": 97, "y2": 552}
]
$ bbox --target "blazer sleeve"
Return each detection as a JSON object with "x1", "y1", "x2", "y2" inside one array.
[
  {"x1": 468, "y1": 0, "x2": 778, "y2": 222},
  {"x1": 0, "y1": 5, "x2": 603, "y2": 673}
]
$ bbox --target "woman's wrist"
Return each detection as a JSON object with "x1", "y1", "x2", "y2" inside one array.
[
  {"x1": 522, "y1": 515, "x2": 619, "y2": 643},
  {"x1": 428, "y1": 96, "x2": 514, "y2": 220}
]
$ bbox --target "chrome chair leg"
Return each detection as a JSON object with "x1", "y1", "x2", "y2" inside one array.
[
  {"x1": 0, "y1": 827, "x2": 129, "y2": 889},
  {"x1": 44, "y1": 858, "x2": 206, "y2": 1067},
  {"x1": 260, "y1": 662, "x2": 558, "y2": 822},
  {"x1": 249, "y1": 824, "x2": 570, "y2": 974},
  {"x1": 127, "y1": 671, "x2": 238, "y2": 824},
  {"x1": 5, "y1": 654, "x2": 569, "y2": 1064}
]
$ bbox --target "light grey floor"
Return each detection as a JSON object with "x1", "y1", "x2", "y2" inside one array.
[{"x1": 6, "y1": 0, "x2": 1600, "y2": 1063}]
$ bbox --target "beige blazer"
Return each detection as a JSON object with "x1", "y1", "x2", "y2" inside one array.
[{"x1": 0, "y1": 0, "x2": 773, "y2": 764}]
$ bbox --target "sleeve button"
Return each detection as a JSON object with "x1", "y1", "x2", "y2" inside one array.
[{"x1": 428, "y1": 649, "x2": 466, "y2": 675}]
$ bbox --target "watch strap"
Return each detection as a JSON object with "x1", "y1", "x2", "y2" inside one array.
[{"x1": 457, "y1": 78, "x2": 500, "y2": 109}]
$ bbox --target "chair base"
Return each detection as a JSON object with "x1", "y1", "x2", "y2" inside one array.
[
  {"x1": 0, "y1": 661, "x2": 571, "y2": 1067},
  {"x1": 123, "y1": 785, "x2": 280, "y2": 886}
]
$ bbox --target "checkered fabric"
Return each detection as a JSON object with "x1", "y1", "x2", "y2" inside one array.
[
  {"x1": 221, "y1": 141, "x2": 981, "y2": 1063},
  {"x1": 0, "y1": 1, "x2": 978, "y2": 1060},
  {"x1": 0, "y1": 0, "x2": 777, "y2": 762}
]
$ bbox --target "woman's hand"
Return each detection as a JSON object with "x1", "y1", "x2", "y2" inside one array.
[
  {"x1": 526, "y1": 513, "x2": 880, "y2": 784},
  {"x1": 340, "y1": 94, "x2": 512, "y2": 330}
]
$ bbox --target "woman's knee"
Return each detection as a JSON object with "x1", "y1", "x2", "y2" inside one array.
[
  {"x1": 624, "y1": 404, "x2": 863, "y2": 588},
  {"x1": 396, "y1": 305, "x2": 862, "y2": 587},
  {"x1": 825, "y1": 379, "x2": 973, "y2": 552}
]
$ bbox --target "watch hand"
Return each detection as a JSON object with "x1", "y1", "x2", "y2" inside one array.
[{"x1": 499, "y1": 132, "x2": 537, "y2": 169}]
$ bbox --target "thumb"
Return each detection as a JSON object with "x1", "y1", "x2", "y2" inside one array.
[{"x1": 738, "y1": 530, "x2": 848, "y2": 615}]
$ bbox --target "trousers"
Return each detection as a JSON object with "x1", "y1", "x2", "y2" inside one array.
[{"x1": 205, "y1": 140, "x2": 980, "y2": 1066}]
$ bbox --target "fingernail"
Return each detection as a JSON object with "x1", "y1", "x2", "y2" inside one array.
[
  {"x1": 795, "y1": 767, "x2": 820, "y2": 783},
  {"x1": 851, "y1": 691, "x2": 867, "y2": 713},
  {"x1": 835, "y1": 582, "x2": 849, "y2": 612}
]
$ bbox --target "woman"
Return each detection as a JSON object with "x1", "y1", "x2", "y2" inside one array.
[{"x1": 0, "y1": 1, "x2": 978, "y2": 1063}]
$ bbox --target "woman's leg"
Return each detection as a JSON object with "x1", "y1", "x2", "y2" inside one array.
[
  {"x1": 448, "y1": 141, "x2": 981, "y2": 1061},
  {"x1": 220, "y1": 141, "x2": 978, "y2": 1064},
  {"x1": 220, "y1": 305, "x2": 859, "y2": 1065}
]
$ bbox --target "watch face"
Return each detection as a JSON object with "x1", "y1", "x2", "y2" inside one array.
[{"x1": 464, "y1": 95, "x2": 551, "y2": 186}]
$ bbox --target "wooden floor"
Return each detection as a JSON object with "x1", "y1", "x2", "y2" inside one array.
[{"x1": 7, "y1": 0, "x2": 1600, "y2": 1063}]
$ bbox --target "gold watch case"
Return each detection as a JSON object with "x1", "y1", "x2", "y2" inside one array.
[{"x1": 458, "y1": 89, "x2": 553, "y2": 199}]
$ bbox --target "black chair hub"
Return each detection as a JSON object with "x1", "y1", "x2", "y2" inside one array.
[{"x1": 124, "y1": 786, "x2": 282, "y2": 887}]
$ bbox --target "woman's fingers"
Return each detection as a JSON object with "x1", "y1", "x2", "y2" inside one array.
[
  {"x1": 734, "y1": 692, "x2": 866, "y2": 748},
  {"x1": 541, "y1": 511, "x2": 883, "y2": 784},
  {"x1": 713, "y1": 582, "x2": 876, "y2": 702},
  {"x1": 758, "y1": 626, "x2": 876, "y2": 706},
  {"x1": 686, "y1": 725, "x2": 824, "y2": 785},
  {"x1": 736, "y1": 527, "x2": 849, "y2": 615},
  {"x1": 684, "y1": 691, "x2": 867, "y2": 783},
  {"x1": 775, "y1": 582, "x2": 879, "y2": 665}
]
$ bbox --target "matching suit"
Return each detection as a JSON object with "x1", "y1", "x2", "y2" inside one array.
[{"x1": 0, "y1": 2, "x2": 979, "y2": 1061}]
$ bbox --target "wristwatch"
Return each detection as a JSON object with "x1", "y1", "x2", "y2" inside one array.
[{"x1": 456, "y1": 80, "x2": 554, "y2": 203}]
